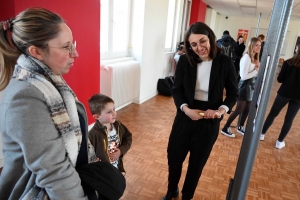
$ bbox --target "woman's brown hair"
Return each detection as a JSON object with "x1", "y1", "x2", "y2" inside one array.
[
  {"x1": 184, "y1": 22, "x2": 222, "y2": 66},
  {"x1": 0, "y1": 7, "x2": 64, "y2": 90},
  {"x1": 287, "y1": 42, "x2": 300, "y2": 68}
]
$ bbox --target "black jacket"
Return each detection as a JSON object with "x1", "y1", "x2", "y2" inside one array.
[
  {"x1": 217, "y1": 34, "x2": 238, "y2": 61},
  {"x1": 235, "y1": 42, "x2": 246, "y2": 60},
  {"x1": 172, "y1": 54, "x2": 238, "y2": 114},
  {"x1": 277, "y1": 60, "x2": 300, "y2": 100}
]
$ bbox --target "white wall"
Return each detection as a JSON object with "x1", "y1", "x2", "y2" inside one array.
[
  {"x1": 126, "y1": 2, "x2": 300, "y2": 108},
  {"x1": 131, "y1": 0, "x2": 178, "y2": 104},
  {"x1": 208, "y1": 14, "x2": 300, "y2": 60}
]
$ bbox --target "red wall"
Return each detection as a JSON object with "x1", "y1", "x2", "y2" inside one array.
[
  {"x1": 190, "y1": 0, "x2": 207, "y2": 24},
  {"x1": 1, "y1": 0, "x2": 100, "y2": 123},
  {"x1": 0, "y1": 0, "x2": 15, "y2": 19}
]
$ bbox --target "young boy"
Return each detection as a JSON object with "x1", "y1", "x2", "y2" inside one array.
[{"x1": 88, "y1": 94, "x2": 132, "y2": 173}]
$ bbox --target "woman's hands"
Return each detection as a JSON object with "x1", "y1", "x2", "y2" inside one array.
[
  {"x1": 183, "y1": 106, "x2": 225, "y2": 120},
  {"x1": 109, "y1": 148, "x2": 122, "y2": 162},
  {"x1": 254, "y1": 60, "x2": 260, "y2": 71}
]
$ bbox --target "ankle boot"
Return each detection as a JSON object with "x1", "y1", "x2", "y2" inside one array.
[{"x1": 161, "y1": 187, "x2": 179, "y2": 200}]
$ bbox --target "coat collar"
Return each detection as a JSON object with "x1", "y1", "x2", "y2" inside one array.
[{"x1": 94, "y1": 120, "x2": 120, "y2": 131}]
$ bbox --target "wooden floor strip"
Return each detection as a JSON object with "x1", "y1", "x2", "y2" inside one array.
[{"x1": 117, "y1": 80, "x2": 300, "y2": 200}]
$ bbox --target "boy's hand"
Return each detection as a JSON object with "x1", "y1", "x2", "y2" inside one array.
[{"x1": 109, "y1": 148, "x2": 122, "y2": 161}]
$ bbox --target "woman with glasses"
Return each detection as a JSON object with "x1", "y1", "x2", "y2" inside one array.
[
  {"x1": 162, "y1": 22, "x2": 238, "y2": 200},
  {"x1": 0, "y1": 8, "x2": 96, "y2": 199}
]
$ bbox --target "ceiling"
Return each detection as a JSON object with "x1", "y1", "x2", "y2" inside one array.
[{"x1": 201, "y1": 0, "x2": 300, "y2": 21}]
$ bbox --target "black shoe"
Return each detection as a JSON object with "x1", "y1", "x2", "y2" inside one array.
[
  {"x1": 182, "y1": 197, "x2": 191, "y2": 200},
  {"x1": 221, "y1": 126, "x2": 235, "y2": 138},
  {"x1": 161, "y1": 187, "x2": 179, "y2": 200}
]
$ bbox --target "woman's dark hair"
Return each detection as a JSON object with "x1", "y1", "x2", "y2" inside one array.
[
  {"x1": 184, "y1": 22, "x2": 221, "y2": 66},
  {"x1": 237, "y1": 35, "x2": 244, "y2": 41},
  {"x1": 0, "y1": 7, "x2": 64, "y2": 90},
  {"x1": 287, "y1": 41, "x2": 300, "y2": 68},
  {"x1": 177, "y1": 41, "x2": 184, "y2": 51}
]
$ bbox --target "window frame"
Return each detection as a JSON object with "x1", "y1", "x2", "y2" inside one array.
[
  {"x1": 100, "y1": 0, "x2": 131, "y2": 60},
  {"x1": 165, "y1": 0, "x2": 178, "y2": 52}
]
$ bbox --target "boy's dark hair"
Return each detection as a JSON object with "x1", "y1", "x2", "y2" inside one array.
[{"x1": 88, "y1": 94, "x2": 114, "y2": 115}]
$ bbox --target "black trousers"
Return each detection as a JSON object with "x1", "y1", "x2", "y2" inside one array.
[
  {"x1": 167, "y1": 100, "x2": 220, "y2": 199},
  {"x1": 262, "y1": 94, "x2": 300, "y2": 141}
]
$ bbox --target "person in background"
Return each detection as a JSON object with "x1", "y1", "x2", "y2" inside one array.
[
  {"x1": 0, "y1": 8, "x2": 97, "y2": 199},
  {"x1": 217, "y1": 30, "x2": 238, "y2": 62},
  {"x1": 162, "y1": 22, "x2": 238, "y2": 200},
  {"x1": 88, "y1": 94, "x2": 132, "y2": 173},
  {"x1": 258, "y1": 34, "x2": 265, "y2": 61},
  {"x1": 221, "y1": 37, "x2": 261, "y2": 137},
  {"x1": 260, "y1": 42, "x2": 300, "y2": 149},
  {"x1": 234, "y1": 35, "x2": 246, "y2": 82},
  {"x1": 174, "y1": 41, "x2": 185, "y2": 64}
]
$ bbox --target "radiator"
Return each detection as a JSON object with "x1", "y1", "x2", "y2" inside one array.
[{"x1": 100, "y1": 60, "x2": 140, "y2": 110}]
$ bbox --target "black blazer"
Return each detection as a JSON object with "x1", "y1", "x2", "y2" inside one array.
[
  {"x1": 172, "y1": 54, "x2": 238, "y2": 114},
  {"x1": 277, "y1": 61, "x2": 300, "y2": 100}
]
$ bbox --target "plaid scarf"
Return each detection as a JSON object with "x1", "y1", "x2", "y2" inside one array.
[{"x1": 13, "y1": 54, "x2": 85, "y2": 166}]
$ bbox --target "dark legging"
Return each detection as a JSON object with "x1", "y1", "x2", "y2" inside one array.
[
  {"x1": 262, "y1": 94, "x2": 300, "y2": 142},
  {"x1": 225, "y1": 100, "x2": 252, "y2": 127},
  {"x1": 234, "y1": 59, "x2": 241, "y2": 82}
]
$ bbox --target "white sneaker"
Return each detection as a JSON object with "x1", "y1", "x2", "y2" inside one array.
[
  {"x1": 275, "y1": 140, "x2": 285, "y2": 149},
  {"x1": 260, "y1": 134, "x2": 265, "y2": 141},
  {"x1": 237, "y1": 126, "x2": 245, "y2": 135}
]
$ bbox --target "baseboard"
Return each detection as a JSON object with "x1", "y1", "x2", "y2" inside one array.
[{"x1": 134, "y1": 92, "x2": 158, "y2": 105}]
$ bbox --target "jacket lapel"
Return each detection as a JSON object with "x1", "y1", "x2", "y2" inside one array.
[
  {"x1": 208, "y1": 57, "x2": 222, "y2": 100},
  {"x1": 190, "y1": 63, "x2": 198, "y2": 92}
]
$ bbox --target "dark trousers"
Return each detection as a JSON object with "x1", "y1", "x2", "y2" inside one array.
[
  {"x1": 234, "y1": 58, "x2": 241, "y2": 82},
  {"x1": 225, "y1": 100, "x2": 251, "y2": 127},
  {"x1": 262, "y1": 94, "x2": 300, "y2": 141},
  {"x1": 167, "y1": 100, "x2": 220, "y2": 199}
]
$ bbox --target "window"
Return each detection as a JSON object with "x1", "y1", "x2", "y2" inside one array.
[
  {"x1": 165, "y1": 0, "x2": 177, "y2": 52},
  {"x1": 181, "y1": 0, "x2": 192, "y2": 40},
  {"x1": 101, "y1": 0, "x2": 131, "y2": 60}
]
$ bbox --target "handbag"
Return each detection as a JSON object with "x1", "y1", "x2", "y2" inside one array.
[{"x1": 157, "y1": 76, "x2": 174, "y2": 96}]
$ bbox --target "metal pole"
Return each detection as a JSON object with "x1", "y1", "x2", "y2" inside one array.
[
  {"x1": 227, "y1": 0, "x2": 294, "y2": 199},
  {"x1": 255, "y1": 13, "x2": 262, "y2": 37}
]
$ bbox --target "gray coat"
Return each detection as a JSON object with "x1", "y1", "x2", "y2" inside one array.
[{"x1": 0, "y1": 79, "x2": 88, "y2": 200}]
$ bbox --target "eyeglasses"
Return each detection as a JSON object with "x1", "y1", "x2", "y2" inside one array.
[
  {"x1": 44, "y1": 41, "x2": 77, "y2": 56},
  {"x1": 190, "y1": 39, "x2": 208, "y2": 49}
]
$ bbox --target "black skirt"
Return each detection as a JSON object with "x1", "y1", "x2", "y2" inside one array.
[{"x1": 238, "y1": 77, "x2": 256, "y2": 101}]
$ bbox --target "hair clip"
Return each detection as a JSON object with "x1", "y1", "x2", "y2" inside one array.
[{"x1": 2, "y1": 20, "x2": 9, "y2": 30}]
